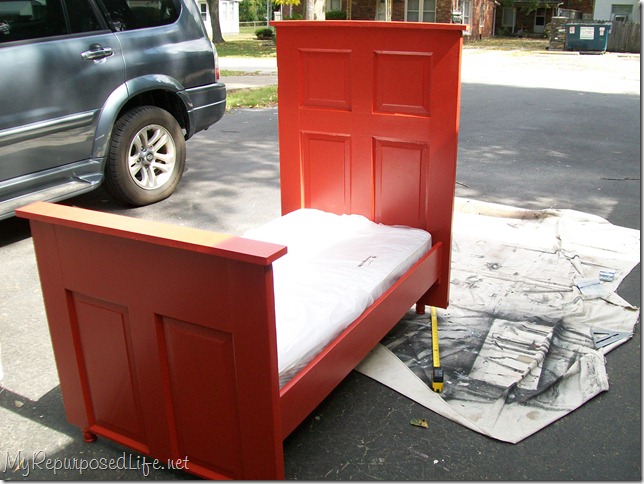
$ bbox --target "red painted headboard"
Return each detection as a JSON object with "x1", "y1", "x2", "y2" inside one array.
[{"x1": 272, "y1": 20, "x2": 464, "y2": 307}]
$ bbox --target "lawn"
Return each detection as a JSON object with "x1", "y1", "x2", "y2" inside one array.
[
  {"x1": 217, "y1": 27, "x2": 277, "y2": 57},
  {"x1": 217, "y1": 26, "x2": 549, "y2": 58},
  {"x1": 225, "y1": 85, "x2": 278, "y2": 110}
]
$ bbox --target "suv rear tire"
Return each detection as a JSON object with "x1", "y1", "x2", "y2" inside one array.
[{"x1": 105, "y1": 106, "x2": 186, "y2": 206}]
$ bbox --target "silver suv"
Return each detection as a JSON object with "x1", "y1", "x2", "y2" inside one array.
[{"x1": 0, "y1": 0, "x2": 226, "y2": 219}]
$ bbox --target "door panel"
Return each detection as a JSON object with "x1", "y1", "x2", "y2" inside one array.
[{"x1": 276, "y1": 22, "x2": 463, "y2": 229}]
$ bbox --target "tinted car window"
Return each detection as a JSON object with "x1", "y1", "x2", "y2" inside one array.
[
  {"x1": 98, "y1": 0, "x2": 179, "y2": 31},
  {"x1": 0, "y1": 0, "x2": 102, "y2": 43},
  {"x1": 65, "y1": 0, "x2": 104, "y2": 33},
  {"x1": 0, "y1": 0, "x2": 64, "y2": 42}
]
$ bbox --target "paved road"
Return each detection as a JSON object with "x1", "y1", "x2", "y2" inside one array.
[{"x1": 0, "y1": 50, "x2": 640, "y2": 480}]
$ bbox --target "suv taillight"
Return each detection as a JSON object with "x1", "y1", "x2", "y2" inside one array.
[{"x1": 213, "y1": 46, "x2": 220, "y2": 81}]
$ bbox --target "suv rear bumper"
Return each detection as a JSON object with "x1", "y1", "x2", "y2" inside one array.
[{"x1": 184, "y1": 82, "x2": 227, "y2": 138}]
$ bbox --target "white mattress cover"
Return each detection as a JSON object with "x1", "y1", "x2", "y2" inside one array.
[{"x1": 243, "y1": 209, "x2": 432, "y2": 386}]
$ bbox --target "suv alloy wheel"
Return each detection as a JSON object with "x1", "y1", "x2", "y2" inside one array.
[{"x1": 105, "y1": 106, "x2": 186, "y2": 206}]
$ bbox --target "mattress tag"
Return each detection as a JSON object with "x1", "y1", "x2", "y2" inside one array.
[{"x1": 358, "y1": 255, "x2": 378, "y2": 267}]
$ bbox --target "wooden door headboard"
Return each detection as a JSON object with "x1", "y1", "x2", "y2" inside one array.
[{"x1": 272, "y1": 20, "x2": 464, "y2": 307}]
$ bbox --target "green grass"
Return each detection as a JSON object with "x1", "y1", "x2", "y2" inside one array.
[
  {"x1": 220, "y1": 70, "x2": 267, "y2": 76},
  {"x1": 217, "y1": 28, "x2": 277, "y2": 109},
  {"x1": 216, "y1": 39, "x2": 276, "y2": 57},
  {"x1": 225, "y1": 85, "x2": 278, "y2": 110},
  {"x1": 217, "y1": 27, "x2": 276, "y2": 57}
]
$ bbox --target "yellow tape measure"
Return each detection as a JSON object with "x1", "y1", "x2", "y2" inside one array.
[{"x1": 431, "y1": 306, "x2": 443, "y2": 393}]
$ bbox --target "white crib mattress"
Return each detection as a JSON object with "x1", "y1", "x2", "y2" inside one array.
[{"x1": 243, "y1": 209, "x2": 432, "y2": 387}]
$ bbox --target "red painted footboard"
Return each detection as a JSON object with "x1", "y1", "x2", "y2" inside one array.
[
  {"x1": 18, "y1": 200, "x2": 444, "y2": 479},
  {"x1": 17, "y1": 202, "x2": 288, "y2": 479}
]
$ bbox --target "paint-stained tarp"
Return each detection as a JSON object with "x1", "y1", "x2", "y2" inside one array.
[{"x1": 357, "y1": 198, "x2": 640, "y2": 443}]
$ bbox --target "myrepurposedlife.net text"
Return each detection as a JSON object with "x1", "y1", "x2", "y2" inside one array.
[{"x1": 3, "y1": 450, "x2": 190, "y2": 477}]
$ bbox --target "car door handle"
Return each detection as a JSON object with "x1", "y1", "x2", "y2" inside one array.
[{"x1": 81, "y1": 44, "x2": 114, "y2": 61}]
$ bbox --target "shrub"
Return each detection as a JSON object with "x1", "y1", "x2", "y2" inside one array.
[
  {"x1": 325, "y1": 10, "x2": 346, "y2": 19},
  {"x1": 255, "y1": 27, "x2": 274, "y2": 39}
]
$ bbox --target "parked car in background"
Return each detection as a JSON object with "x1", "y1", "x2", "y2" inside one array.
[{"x1": 0, "y1": 0, "x2": 226, "y2": 220}]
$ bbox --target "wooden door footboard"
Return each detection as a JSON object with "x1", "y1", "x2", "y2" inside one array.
[{"x1": 17, "y1": 202, "x2": 288, "y2": 480}]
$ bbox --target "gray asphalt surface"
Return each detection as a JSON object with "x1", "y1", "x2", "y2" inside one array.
[{"x1": 0, "y1": 49, "x2": 640, "y2": 480}]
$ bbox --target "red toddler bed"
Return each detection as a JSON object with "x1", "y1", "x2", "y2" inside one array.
[{"x1": 16, "y1": 21, "x2": 464, "y2": 479}]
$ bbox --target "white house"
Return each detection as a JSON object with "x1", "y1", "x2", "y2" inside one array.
[
  {"x1": 593, "y1": 0, "x2": 640, "y2": 22},
  {"x1": 196, "y1": 0, "x2": 241, "y2": 38}
]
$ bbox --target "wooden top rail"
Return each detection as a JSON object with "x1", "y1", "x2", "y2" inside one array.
[
  {"x1": 271, "y1": 20, "x2": 467, "y2": 32},
  {"x1": 16, "y1": 202, "x2": 287, "y2": 266}
]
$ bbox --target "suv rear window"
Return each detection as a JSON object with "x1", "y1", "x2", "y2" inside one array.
[
  {"x1": 0, "y1": 0, "x2": 102, "y2": 43},
  {"x1": 98, "y1": 0, "x2": 179, "y2": 31}
]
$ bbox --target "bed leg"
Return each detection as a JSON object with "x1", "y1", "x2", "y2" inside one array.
[
  {"x1": 82, "y1": 429, "x2": 97, "y2": 443},
  {"x1": 415, "y1": 303, "x2": 426, "y2": 315}
]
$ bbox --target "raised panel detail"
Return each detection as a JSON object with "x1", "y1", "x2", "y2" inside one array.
[
  {"x1": 374, "y1": 51, "x2": 432, "y2": 116},
  {"x1": 69, "y1": 293, "x2": 147, "y2": 448},
  {"x1": 160, "y1": 317, "x2": 243, "y2": 478},
  {"x1": 300, "y1": 49, "x2": 352, "y2": 110},
  {"x1": 373, "y1": 138, "x2": 428, "y2": 227},
  {"x1": 301, "y1": 132, "x2": 351, "y2": 214}
]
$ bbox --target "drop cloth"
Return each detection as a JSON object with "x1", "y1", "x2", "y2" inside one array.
[{"x1": 356, "y1": 198, "x2": 640, "y2": 443}]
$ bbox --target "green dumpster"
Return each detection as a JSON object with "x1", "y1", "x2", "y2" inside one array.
[{"x1": 565, "y1": 23, "x2": 612, "y2": 53}]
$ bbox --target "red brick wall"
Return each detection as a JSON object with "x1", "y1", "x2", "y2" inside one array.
[
  {"x1": 350, "y1": 0, "x2": 377, "y2": 19},
  {"x1": 469, "y1": 0, "x2": 497, "y2": 38},
  {"x1": 392, "y1": 0, "x2": 405, "y2": 19}
]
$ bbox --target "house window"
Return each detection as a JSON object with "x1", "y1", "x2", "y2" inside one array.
[
  {"x1": 326, "y1": 0, "x2": 342, "y2": 11},
  {"x1": 200, "y1": 2, "x2": 207, "y2": 22},
  {"x1": 501, "y1": 6, "x2": 515, "y2": 28},
  {"x1": 610, "y1": 4, "x2": 632, "y2": 21},
  {"x1": 534, "y1": 7, "x2": 546, "y2": 31},
  {"x1": 220, "y1": 0, "x2": 232, "y2": 23},
  {"x1": 406, "y1": 0, "x2": 436, "y2": 22},
  {"x1": 461, "y1": 0, "x2": 471, "y2": 26}
]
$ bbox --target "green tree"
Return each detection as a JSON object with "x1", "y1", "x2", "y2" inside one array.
[
  {"x1": 274, "y1": 0, "x2": 300, "y2": 6},
  {"x1": 240, "y1": 0, "x2": 257, "y2": 21},
  {"x1": 240, "y1": 0, "x2": 268, "y2": 21}
]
